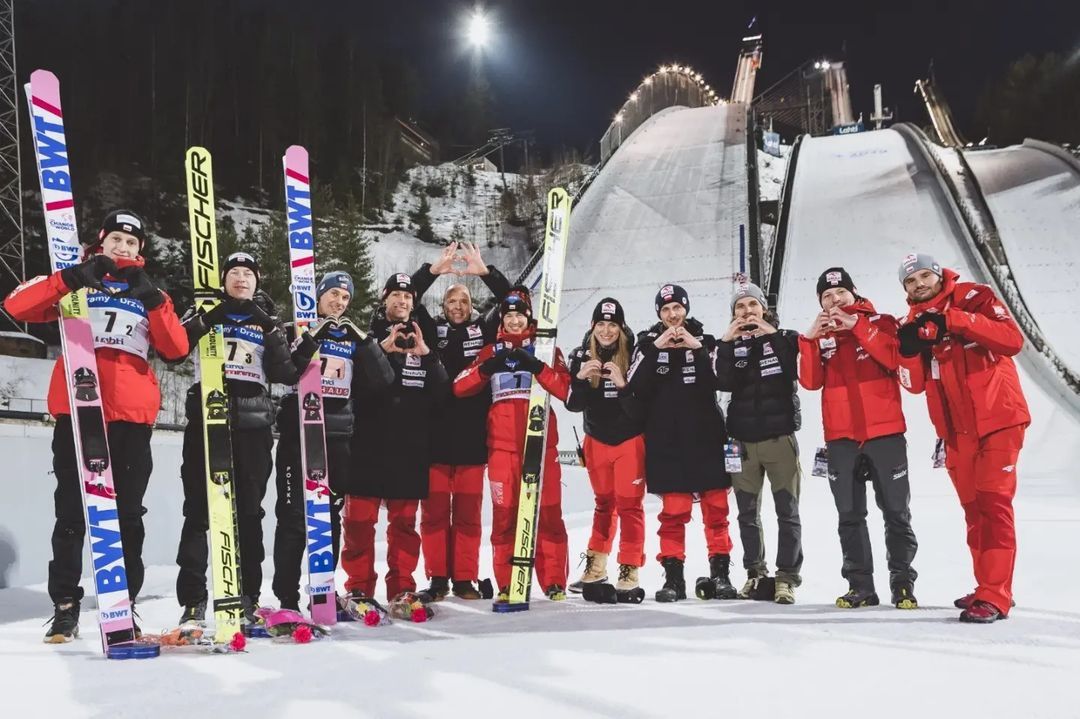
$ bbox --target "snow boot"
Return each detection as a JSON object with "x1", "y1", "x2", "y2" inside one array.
[
  {"x1": 655, "y1": 557, "x2": 686, "y2": 603},
  {"x1": 44, "y1": 599, "x2": 80, "y2": 644},
  {"x1": 835, "y1": 587, "x2": 880, "y2": 608},
  {"x1": 774, "y1": 579, "x2": 796, "y2": 605},
  {"x1": 615, "y1": 564, "x2": 645, "y2": 604},
  {"x1": 451, "y1": 580, "x2": 482, "y2": 600},
  {"x1": 696, "y1": 554, "x2": 738, "y2": 600},
  {"x1": 891, "y1": 581, "x2": 918, "y2": 609},
  {"x1": 959, "y1": 600, "x2": 1008, "y2": 624},
  {"x1": 179, "y1": 598, "x2": 207, "y2": 625},
  {"x1": 419, "y1": 576, "x2": 450, "y2": 603},
  {"x1": 568, "y1": 550, "x2": 608, "y2": 593},
  {"x1": 955, "y1": 591, "x2": 1015, "y2": 610}
]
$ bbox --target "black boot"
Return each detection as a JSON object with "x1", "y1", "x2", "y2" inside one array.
[
  {"x1": 709, "y1": 554, "x2": 739, "y2": 600},
  {"x1": 419, "y1": 576, "x2": 450, "y2": 603},
  {"x1": 655, "y1": 557, "x2": 686, "y2": 603},
  {"x1": 43, "y1": 599, "x2": 80, "y2": 644}
]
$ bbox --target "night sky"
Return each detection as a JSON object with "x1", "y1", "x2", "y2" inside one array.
[{"x1": 362, "y1": 0, "x2": 1080, "y2": 156}]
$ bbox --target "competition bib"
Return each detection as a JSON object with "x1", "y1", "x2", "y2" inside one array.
[
  {"x1": 319, "y1": 338, "x2": 355, "y2": 398},
  {"x1": 490, "y1": 369, "x2": 533, "y2": 403},
  {"x1": 223, "y1": 324, "x2": 267, "y2": 385},
  {"x1": 87, "y1": 289, "x2": 150, "y2": 359}
]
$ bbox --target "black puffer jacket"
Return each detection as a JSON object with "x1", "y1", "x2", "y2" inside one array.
[
  {"x1": 713, "y1": 329, "x2": 801, "y2": 443},
  {"x1": 347, "y1": 311, "x2": 450, "y2": 499},
  {"x1": 628, "y1": 317, "x2": 729, "y2": 493},
  {"x1": 565, "y1": 328, "x2": 645, "y2": 447}
]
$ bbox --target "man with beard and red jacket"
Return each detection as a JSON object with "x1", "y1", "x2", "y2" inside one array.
[
  {"x1": 410, "y1": 242, "x2": 510, "y2": 601},
  {"x1": 896, "y1": 254, "x2": 1029, "y2": 624},
  {"x1": 453, "y1": 287, "x2": 571, "y2": 602},
  {"x1": 798, "y1": 267, "x2": 919, "y2": 610},
  {"x1": 4, "y1": 209, "x2": 189, "y2": 643},
  {"x1": 628, "y1": 284, "x2": 735, "y2": 603}
]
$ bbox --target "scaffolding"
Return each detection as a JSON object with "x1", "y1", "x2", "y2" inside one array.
[{"x1": 0, "y1": 0, "x2": 22, "y2": 330}]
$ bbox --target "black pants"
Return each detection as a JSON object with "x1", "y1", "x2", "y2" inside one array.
[
  {"x1": 49, "y1": 415, "x2": 153, "y2": 603},
  {"x1": 826, "y1": 434, "x2": 918, "y2": 591},
  {"x1": 176, "y1": 421, "x2": 273, "y2": 606},
  {"x1": 271, "y1": 434, "x2": 348, "y2": 606}
]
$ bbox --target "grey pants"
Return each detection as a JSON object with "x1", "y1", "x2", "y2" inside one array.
[
  {"x1": 731, "y1": 435, "x2": 803, "y2": 585},
  {"x1": 826, "y1": 434, "x2": 918, "y2": 591}
]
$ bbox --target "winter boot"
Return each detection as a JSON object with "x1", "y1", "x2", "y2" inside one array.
[
  {"x1": 697, "y1": 554, "x2": 738, "y2": 600},
  {"x1": 451, "y1": 580, "x2": 483, "y2": 600},
  {"x1": 738, "y1": 571, "x2": 769, "y2": 599},
  {"x1": 615, "y1": 564, "x2": 646, "y2": 604},
  {"x1": 655, "y1": 557, "x2": 686, "y2": 603},
  {"x1": 419, "y1": 576, "x2": 450, "y2": 603},
  {"x1": 496, "y1": 586, "x2": 510, "y2": 603},
  {"x1": 568, "y1": 550, "x2": 608, "y2": 593},
  {"x1": 179, "y1": 598, "x2": 207, "y2": 625},
  {"x1": 774, "y1": 579, "x2": 796, "y2": 605},
  {"x1": 959, "y1": 600, "x2": 1008, "y2": 624},
  {"x1": 836, "y1": 587, "x2": 880, "y2": 608},
  {"x1": 955, "y1": 591, "x2": 1015, "y2": 610},
  {"x1": 130, "y1": 602, "x2": 143, "y2": 639},
  {"x1": 891, "y1": 581, "x2": 918, "y2": 609},
  {"x1": 545, "y1": 585, "x2": 567, "y2": 601},
  {"x1": 44, "y1": 599, "x2": 80, "y2": 644}
]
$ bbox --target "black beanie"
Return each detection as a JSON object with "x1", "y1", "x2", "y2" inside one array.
[
  {"x1": 95, "y1": 209, "x2": 147, "y2": 251},
  {"x1": 655, "y1": 283, "x2": 689, "y2": 316},
  {"x1": 499, "y1": 287, "x2": 533, "y2": 319},
  {"x1": 221, "y1": 251, "x2": 260, "y2": 286},
  {"x1": 816, "y1": 267, "x2": 855, "y2": 300},
  {"x1": 382, "y1": 272, "x2": 415, "y2": 299},
  {"x1": 591, "y1": 297, "x2": 625, "y2": 326}
]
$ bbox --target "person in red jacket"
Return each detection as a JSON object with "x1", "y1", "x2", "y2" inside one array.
[
  {"x1": 896, "y1": 254, "x2": 1029, "y2": 623},
  {"x1": 3, "y1": 209, "x2": 189, "y2": 643},
  {"x1": 798, "y1": 267, "x2": 918, "y2": 610},
  {"x1": 453, "y1": 287, "x2": 571, "y2": 602}
]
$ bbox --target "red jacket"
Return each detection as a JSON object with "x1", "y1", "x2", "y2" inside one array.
[
  {"x1": 897, "y1": 269, "x2": 1030, "y2": 440},
  {"x1": 798, "y1": 298, "x2": 907, "y2": 443},
  {"x1": 453, "y1": 327, "x2": 570, "y2": 454},
  {"x1": 3, "y1": 258, "x2": 189, "y2": 425}
]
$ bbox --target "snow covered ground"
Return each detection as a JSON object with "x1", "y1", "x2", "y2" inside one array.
[{"x1": 2, "y1": 125, "x2": 1078, "y2": 717}]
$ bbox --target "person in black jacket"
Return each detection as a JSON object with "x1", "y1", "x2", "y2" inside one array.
[
  {"x1": 175, "y1": 252, "x2": 314, "y2": 624},
  {"x1": 341, "y1": 272, "x2": 449, "y2": 602},
  {"x1": 628, "y1": 283, "x2": 735, "y2": 603},
  {"x1": 270, "y1": 271, "x2": 394, "y2": 611},
  {"x1": 565, "y1": 298, "x2": 646, "y2": 600},
  {"x1": 411, "y1": 242, "x2": 510, "y2": 601},
  {"x1": 714, "y1": 282, "x2": 804, "y2": 604}
]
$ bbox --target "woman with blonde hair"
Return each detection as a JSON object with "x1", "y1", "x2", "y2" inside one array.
[{"x1": 565, "y1": 298, "x2": 647, "y2": 603}]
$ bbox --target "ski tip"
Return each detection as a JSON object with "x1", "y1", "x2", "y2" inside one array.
[
  {"x1": 107, "y1": 641, "x2": 161, "y2": 660},
  {"x1": 492, "y1": 601, "x2": 530, "y2": 614},
  {"x1": 28, "y1": 69, "x2": 61, "y2": 108},
  {"x1": 186, "y1": 146, "x2": 211, "y2": 161},
  {"x1": 29, "y1": 68, "x2": 59, "y2": 86},
  {"x1": 284, "y1": 145, "x2": 309, "y2": 162}
]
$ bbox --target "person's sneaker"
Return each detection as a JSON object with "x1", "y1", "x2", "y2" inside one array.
[
  {"x1": 954, "y1": 591, "x2": 1016, "y2": 610},
  {"x1": 418, "y1": 576, "x2": 450, "y2": 603},
  {"x1": 959, "y1": 600, "x2": 1008, "y2": 624},
  {"x1": 43, "y1": 599, "x2": 80, "y2": 644},
  {"x1": 278, "y1": 598, "x2": 301, "y2": 612},
  {"x1": 891, "y1": 582, "x2": 918, "y2": 609},
  {"x1": 568, "y1": 550, "x2": 608, "y2": 593},
  {"x1": 451, "y1": 580, "x2": 483, "y2": 600},
  {"x1": 496, "y1": 586, "x2": 510, "y2": 603},
  {"x1": 835, "y1": 588, "x2": 880, "y2": 608},
  {"x1": 242, "y1": 597, "x2": 261, "y2": 625},
  {"x1": 545, "y1": 585, "x2": 567, "y2": 601},
  {"x1": 774, "y1": 579, "x2": 796, "y2": 605},
  {"x1": 179, "y1": 598, "x2": 207, "y2": 625},
  {"x1": 738, "y1": 572, "x2": 768, "y2": 599}
]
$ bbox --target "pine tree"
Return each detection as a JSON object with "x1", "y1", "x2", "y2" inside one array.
[{"x1": 410, "y1": 195, "x2": 437, "y2": 244}]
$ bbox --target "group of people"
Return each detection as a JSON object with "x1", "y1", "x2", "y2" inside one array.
[{"x1": 4, "y1": 208, "x2": 1029, "y2": 645}]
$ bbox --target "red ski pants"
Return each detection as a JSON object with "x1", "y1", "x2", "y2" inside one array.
[
  {"x1": 421, "y1": 464, "x2": 485, "y2": 581},
  {"x1": 945, "y1": 425, "x2": 1024, "y2": 615},
  {"x1": 656, "y1": 489, "x2": 733, "y2": 563},
  {"x1": 488, "y1": 447, "x2": 568, "y2": 591},
  {"x1": 583, "y1": 434, "x2": 646, "y2": 567},
  {"x1": 341, "y1": 496, "x2": 420, "y2": 600}
]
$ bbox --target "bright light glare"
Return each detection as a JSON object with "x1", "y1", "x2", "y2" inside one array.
[{"x1": 466, "y1": 11, "x2": 490, "y2": 47}]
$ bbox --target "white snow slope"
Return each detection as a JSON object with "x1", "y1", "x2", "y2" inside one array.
[
  {"x1": 964, "y1": 141, "x2": 1080, "y2": 374},
  {"x1": 1, "y1": 123, "x2": 1078, "y2": 719}
]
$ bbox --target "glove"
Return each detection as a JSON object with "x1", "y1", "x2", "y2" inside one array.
[
  {"x1": 916, "y1": 313, "x2": 947, "y2": 344},
  {"x1": 60, "y1": 255, "x2": 116, "y2": 292},
  {"x1": 231, "y1": 299, "x2": 277, "y2": 332},
  {"x1": 897, "y1": 322, "x2": 923, "y2": 358},
  {"x1": 508, "y1": 347, "x2": 544, "y2": 375},
  {"x1": 198, "y1": 299, "x2": 232, "y2": 328},
  {"x1": 335, "y1": 319, "x2": 369, "y2": 343},
  {"x1": 479, "y1": 348, "x2": 510, "y2": 376},
  {"x1": 114, "y1": 266, "x2": 164, "y2": 310},
  {"x1": 309, "y1": 317, "x2": 339, "y2": 342}
]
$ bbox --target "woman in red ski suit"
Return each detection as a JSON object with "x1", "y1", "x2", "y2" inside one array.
[
  {"x1": 3, "y1": 210, "x2": 188, "y2": 642},
  {"x1": 453, "y1": 287, "x2": 571, "y2": 601}
]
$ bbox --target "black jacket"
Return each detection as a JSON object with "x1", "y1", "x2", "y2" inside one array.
[
  {"x1": 276, "y1": 322, "x2": 395, "y2": 440},
  {"x1": 565, "y1": 329, "x2": 645, "y2": 447},
  {"x1": 628, "y1": 318, "x2": 730, "y2": 493},
  {"x1": 412, "y1": 262, "x2": 511, "y2": 466},
  {"x1": 713, "y1": 329, "x2": 801, "y2": 443},
  {"x1": 347, "y1": 312, "x2": 450, "y2": 499}
]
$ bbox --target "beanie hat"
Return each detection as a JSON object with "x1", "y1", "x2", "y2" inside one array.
[
  {"x1": 382, "y1": 272, "x2": 415, "y2": 299},
  {"x1": 318, "y1": 271, "x2": 354, "y2": 300},
  {"x1": 94, "y1": 209, "x2": 147, "y2": 251},
  {"x1": 654, "y1": 283, "x2": 689, "y2": 316},
  {"x1": 730, "y1": 282, "x2": 767, "y2": 314},
  {"x1": 591, "y1": 297, "x2": 625, "y2": 326},
  {"x1": 898, "y1": 253, "x2": 942, "y2": 284},
  {"x1": 499, "y1": 287, "x2": 533, "y2": 319},
  {"x1": 816, "y1": 267, "x2": 855, "y2": 300},
  {"x1": 221, "y1": 251, "x2": 260, "y2": 286}
]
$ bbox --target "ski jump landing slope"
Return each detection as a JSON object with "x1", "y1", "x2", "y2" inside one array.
[{"x1": 964, "y1": 141, "x2": 1080, "y2": 373}]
